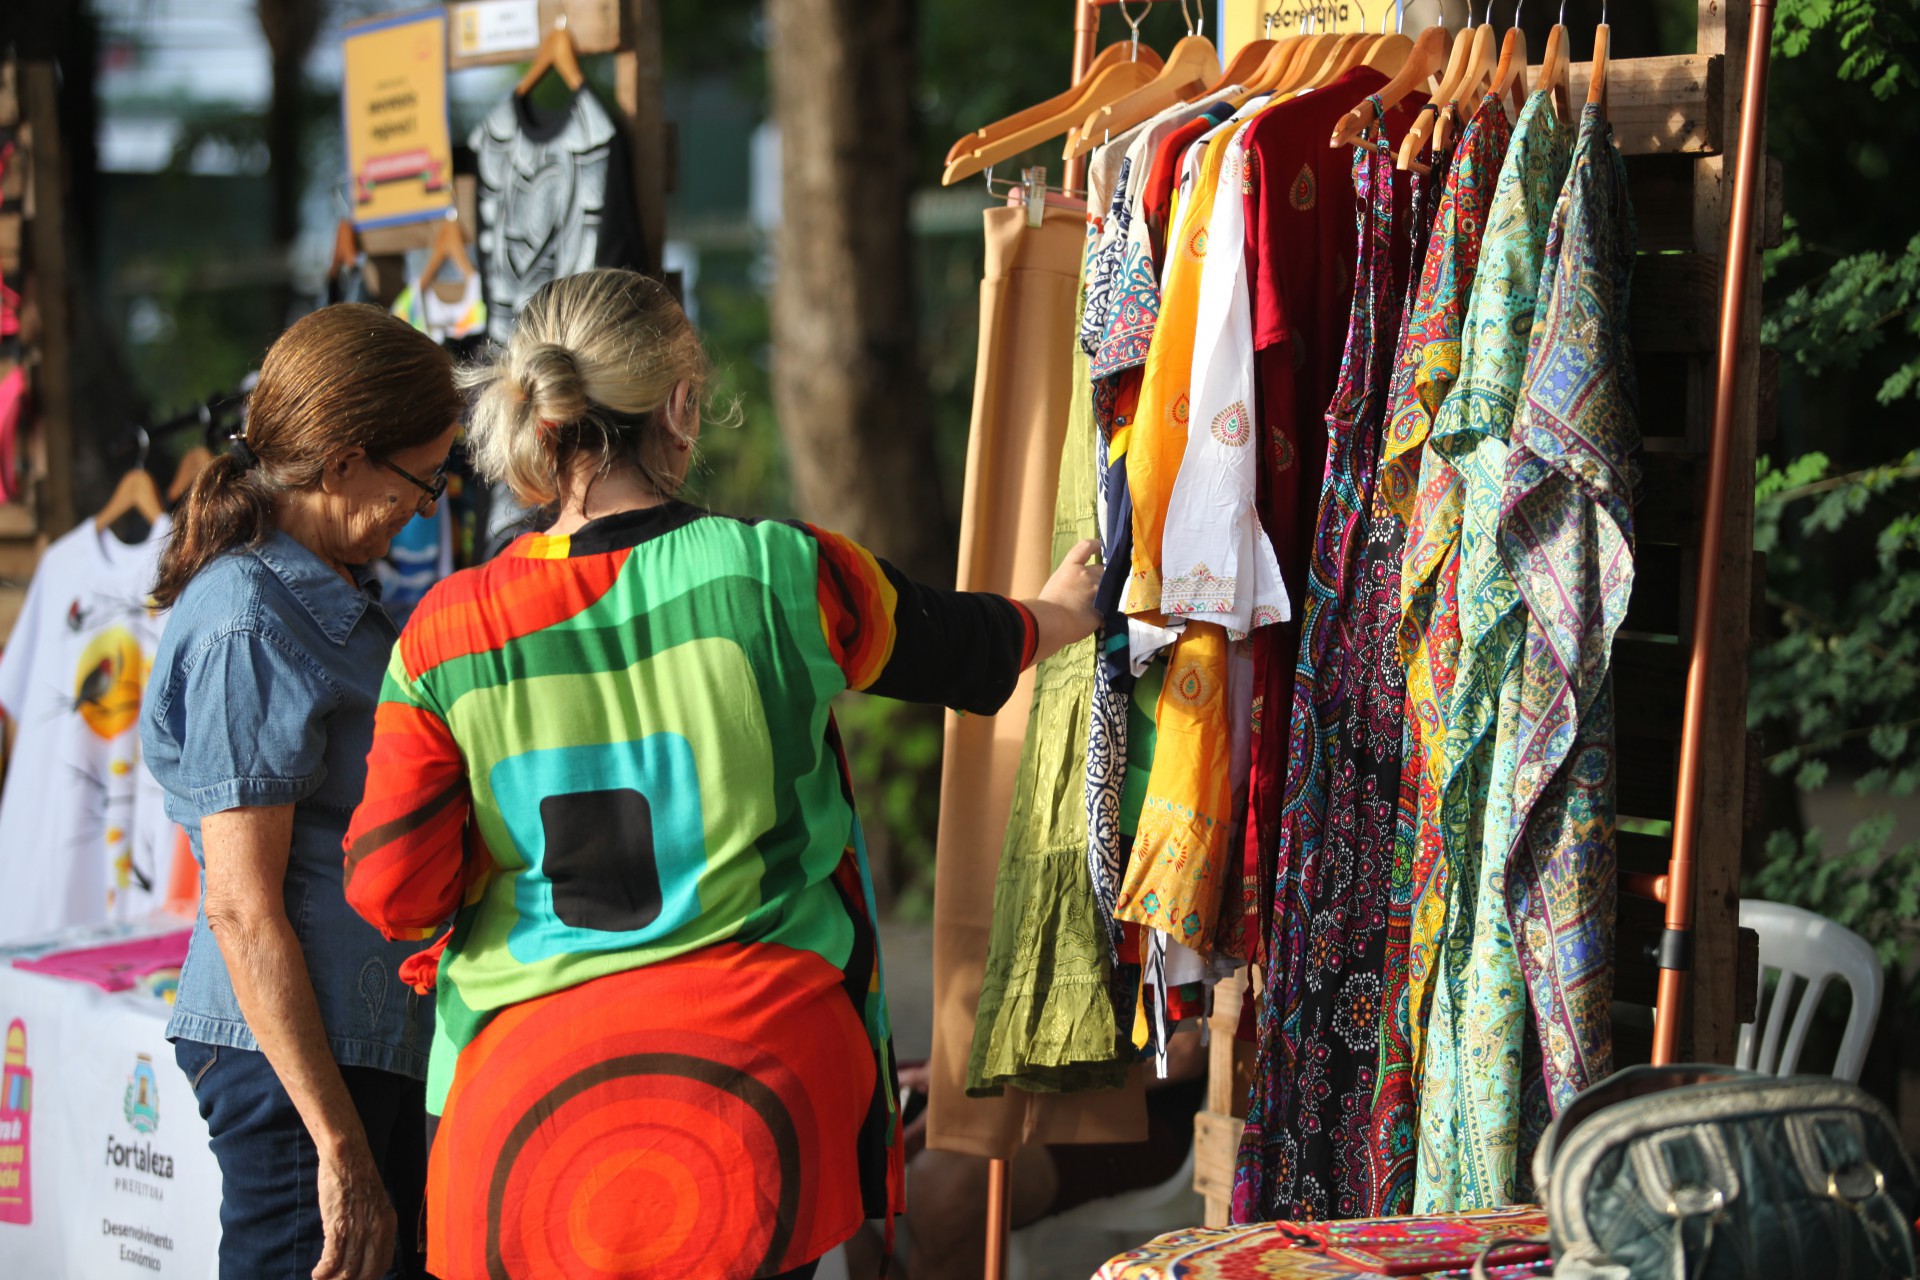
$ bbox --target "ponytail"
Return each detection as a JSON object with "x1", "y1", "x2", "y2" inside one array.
[{"x1": 150, "y1": 452, "x2": 275, "y2": 610}]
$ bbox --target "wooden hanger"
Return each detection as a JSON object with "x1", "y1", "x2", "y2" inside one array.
[
  {"x1": 515, "y1": 15, "x2": 584, "y2": 98},
  {"x1": 1293, "y1": 32, "x2": 1360, "y2": 95},
  {"x1": 1361, "y1": 32, "x2": 1414, "y2": 76},
  {"x1": 167, "y1": 446, "x2": 212, "y2": 504},
  {"x1": 1587, "y1": 15, "x2": 1611, "y2": 112},
  {"x1": 1232, "y1": 13, "x2": 1331, "y2": 106},
  {"x1": 96, "y1": 430, "x2": 164, "y2": 534},
  {"x1": 1330, "y1": 26, "x2": 1450, "y2": 148},
  {"x1": 1210, "y1": 29, "x2": 1276, "y2": 94},
  {"x1": 1275, "y1": 26, "x2": 1345, "y2": 96},
  {"x1": 946, "y1": 43, "x2": 1161, "y2": 166},
  {"x1": 1065, "y1": 33, "x2": 1216, "y2": 160},
  {"x1": 328, "y1": 218, "x2": 359, "y2": 278},
  {"x1": 1396, "y1": 16, "x2": 1477, "y2": 169},
  {"x1": 944, "y1": 56, "x2": 1160, "y2": 185},
  {"x1": 1539, "y1": 16, "x2": 1573, "y2": 123},
  {"x1": 1434, "y1": 15, "x2": 1498, "y2": 153},
  {"x1": 1491, "y1": 5, "x2": 1531, "y2": 116},
  {"x1": 421, "y1": 213, "x2": 477, "y2": 287},
  {"x1": 1316, "y1": 33, "x2": 1378, "y2": 89},
  {"x1": 96, "y1": 470, "x2": 164, "y2": 532}
]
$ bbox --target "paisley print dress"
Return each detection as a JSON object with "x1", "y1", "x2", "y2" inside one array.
[
  {"x1": 1364, "y1": 94, "x2": 1513, "y2": 1218},
  {"x1": 1413, "y1": 89, "x2": 1573, "y2": 1213},
  {"x1": 1492, "y1": 101, "x2": 1636, "y2": 1148},
  {"x1": 1234, "y1": 103, "x2": 1418, "y2": 1224}
]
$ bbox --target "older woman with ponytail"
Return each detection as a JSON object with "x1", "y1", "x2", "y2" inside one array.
[
  {"x1": 340, "y1": 268, "x2": 1101, "y2": 1280},
  {"x1": 142, "y1": 305, "x2": 462, "y2": 1280}
]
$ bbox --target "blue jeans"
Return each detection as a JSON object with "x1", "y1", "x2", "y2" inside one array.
[{"x1": 175, "y1": 1039, "x2": 427, "y2": 1280}]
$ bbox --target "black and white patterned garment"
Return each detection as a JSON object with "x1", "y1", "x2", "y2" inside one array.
[{"x1": 468, "y1": 87, "x2": 646, "y2": 345}]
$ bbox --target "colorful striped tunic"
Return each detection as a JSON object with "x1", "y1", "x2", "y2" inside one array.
[{"x1": 344, "y1": 503, "x2": 1035, "y2": 1280}]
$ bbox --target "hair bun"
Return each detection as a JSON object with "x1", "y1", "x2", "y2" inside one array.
[{"x1": 517, "y1": 343, "x2": 589, "y2": 428}]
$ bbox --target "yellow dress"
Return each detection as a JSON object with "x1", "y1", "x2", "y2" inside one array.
[{"x1": 1116, "y1": 119, "x2": 1247, "y2": 949}]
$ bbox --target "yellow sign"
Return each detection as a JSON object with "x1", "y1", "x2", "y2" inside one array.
[
  {"x1": 1220, "y1": 0, "x2": 1398, "y2": 61},
  {"x1": 342, "y1": 9, "x2": 453, "y2": 230}
]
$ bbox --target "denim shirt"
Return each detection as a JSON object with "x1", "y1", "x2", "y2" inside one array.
[{"x1": 141, "y1": 531, "x2": 432, "y2": 1079}]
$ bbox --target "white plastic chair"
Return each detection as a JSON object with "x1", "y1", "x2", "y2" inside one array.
[{"x1": 1735, "y1": 898, "x2": 1884, "y2": 1083}]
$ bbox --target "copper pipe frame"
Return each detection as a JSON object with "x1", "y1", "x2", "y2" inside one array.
[
  {"x1": 1652, "y1": 0, "x2": 1778, "y2": 1066},
  {"x1": 984, "y1": 1153, "x2": 1015, "y2": 1280},
  {"x1": 1621, "y1": 871, "x2": 1671, "y2": 905}
]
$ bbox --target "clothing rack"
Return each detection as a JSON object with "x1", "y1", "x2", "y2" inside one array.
[
  {"x1": 1188, "y1": 0, "x2": 1778, "y2": 1229},
  {"x1": 143, "y1": 388, "x2": 248, "y2": 449},
  {"x1": 978, "y1": 0, "x2": 1779, "y2": 1258}
]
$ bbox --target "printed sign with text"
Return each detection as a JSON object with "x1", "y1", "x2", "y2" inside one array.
[{"x1": 342, "y1": 9, "x2": 454, "y2": 230}]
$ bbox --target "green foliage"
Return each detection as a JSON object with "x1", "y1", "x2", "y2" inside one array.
[
  {"x1": 1748, "y1": 0, "x2": 1920, "y2": 1007},
  {"x1": 1763, "y1": 233, "x2": 1920, "y2": 404},
  {"x1": 1762, "y1": 0, "x2": 1920, "y2": 405},
  {"x1": 830, "y1": 694, "x2": 947, "y2": 920},
  {"x1": 1773, "y1": 0, "x2": 1920, "y2": 100},
  {"x1": 1751, "y1": 821, "x2": 1920, "y2": 974},
  {"x1": 1747, "y1": 451, "x2": 1920, "y2": 993}
]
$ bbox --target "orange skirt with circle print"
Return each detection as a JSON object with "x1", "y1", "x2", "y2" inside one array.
[{"x1": 425, "y1": 942, "x2": 877, "y2": 1280}]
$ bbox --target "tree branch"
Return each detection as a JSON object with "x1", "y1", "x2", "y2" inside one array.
[
  {"x1": 1766, "y1": 713, "x2": 1920, "y2": 766},
  {"x1": 1765, "y1": 462, "x2": 1920, "y2": 505}
]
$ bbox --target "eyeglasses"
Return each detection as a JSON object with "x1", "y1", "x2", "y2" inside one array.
[{"x1": 378, "y1": 457, "x2": 449, "y2": 511}]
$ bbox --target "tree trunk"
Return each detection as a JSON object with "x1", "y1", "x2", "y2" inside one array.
[
  {"x1": 766, "y1": 0, "x2": 953, "y2": 586},
  {"x1": 255, "y1": 0, "x2": 322, "y2": 332}
]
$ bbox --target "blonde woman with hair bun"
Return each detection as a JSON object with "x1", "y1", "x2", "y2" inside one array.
[{"x1": 345, "y1": 268, "x2": 1101, "y2": 1280}]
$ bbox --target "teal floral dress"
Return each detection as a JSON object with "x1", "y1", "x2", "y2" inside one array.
[{"x1": 1413, "y1": 89, "x2": 1574, "y2": 1212}]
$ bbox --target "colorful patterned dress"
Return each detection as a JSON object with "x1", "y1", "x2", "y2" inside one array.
[
  {"x1": 1119, "y1": 120, "x2": 1246, "y2": 950},
  {"x1": 1492, "y1": 100, "x2": 1636, "y2": 1149},
  {"x1": 1234, "y1": 103, "x2": 1418, "y2": 1224},
  {"x1": 1413, "y1": 89, "x2": 1573, "y2": 1213},
  {"x1": 343, "y1": 505, "x2": 1038, "y2": 1279},
  {"x1": 1085, "y1": 104, "x2": 1238, "y2": 963},
  {"x1": 1364, "y1": 94, "x2": 1513, "y2": 1218}
]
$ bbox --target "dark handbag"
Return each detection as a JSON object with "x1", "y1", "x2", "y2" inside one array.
[{"x1": 1528, "y1": 1064, "x2": 1919, "y2": 1280}]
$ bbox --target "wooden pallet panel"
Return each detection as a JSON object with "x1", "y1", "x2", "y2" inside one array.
[
  {"x1": 1618, "y1": 735, "x2": 1680, "y2": 821},
  {"x1": 0, "y1": 583, "x2": 25, "y2": 645},
  {"x1": 1617, "y1": 906, "x2": 1760, "y2": 1023},
  {"x1": 1631, "y1": 253, "x2": 1721, "y2": 353},
  {"x1": 1636, "y1": 464, "x2": 1699, "y2": 548},
  {"x1": 1571, "y1": 55, "x2": 1723, "y2": 157},
  {"x1": 1684, "y1": 0, "x2": 1760, "y2": 1066},
  {"x1": 1630, "y1": 153, "x2": 1782, "y2": 252},
  {"x1": 1623, "y1": 540, "x2": 1688, "y2": 635}
]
